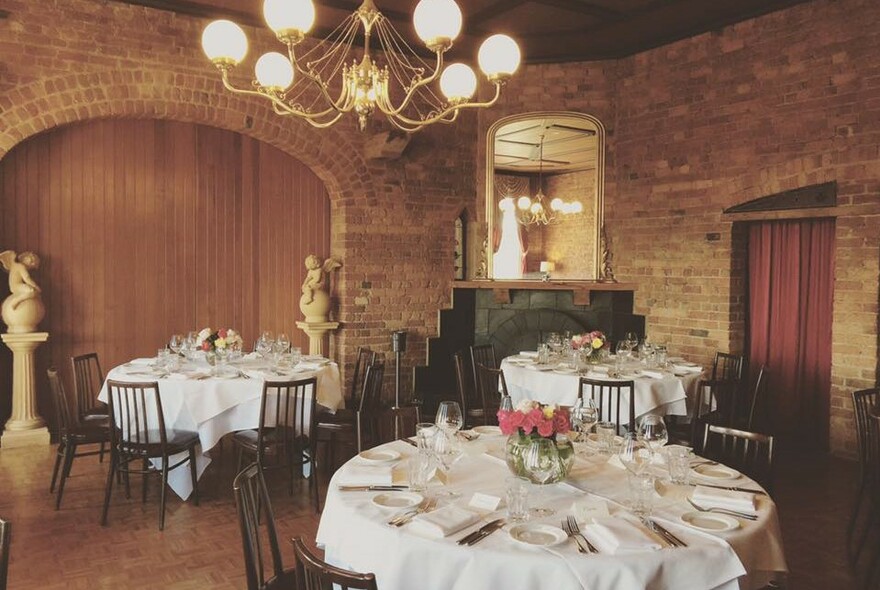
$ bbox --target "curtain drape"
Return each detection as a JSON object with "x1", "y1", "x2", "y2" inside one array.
[{"x1": 747, "y1": 218, "x2": 835, "y2": 449}]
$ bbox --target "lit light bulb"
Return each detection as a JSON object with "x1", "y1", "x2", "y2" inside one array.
[
  {"x1": 499, "y1": 197, "x2": 515, "y2": 212},
  {"x1": 571, "y1": 201, "x2": 584, "y2": 213},
  {"x1": 439, "y1": 63, "x2": 477, "y2": 102},
  {"x1": 255, "y1": 52, "x2": 294, "y2": 91},
  {"x1": 550, "y1": 198, "x2": 564, "y2": 211},
  {"x1": 202, "y1": 20, "x2": 249, "y2": 65},
  {"x1": 263, "y1": 0, "x2": 315, "y2": 37},
  {"x1": 517, "y1": 196, "x2": 532, "y2": 210},
  {"x1": 413, "y1": 0, "x2": 462, "y2": 48},
  {"x1": 478, "y1": 34, "x2": 521, "y2": 80}
]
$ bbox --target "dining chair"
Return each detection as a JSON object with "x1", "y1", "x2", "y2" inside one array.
[
  {"x1": 292, "y1": 536, "x2": 377, "y2": 590},
  {"x1": 469, "y1": 344, "x2": 497, "y2": 383},
  {"x1": 711, "y1": 351, "x2": 744, "y2": 384},
  {"x1": 233, "y1": 463, "x2": 297, "y2": 590},
  {"x1": 348, "y1": 347, "x2": 377, "y2": 401},
  {"x1": 848, "y1": 388, "x2": 880, "y2": 567},
  {"x1": 475, "y1": 363, "x2": 508, "y2": 425},
  {"x1": 578, "y1": 378, "x2": 635, "y2": 435},
  {"x1": 744, "y1": 365, "x2": 769, "y2": 431},
  {"x1": 454, "y1": 350, "x2": 484, "y2": 427},
  {"x1": 233, "y1": 377, "x2": 320, "y2": 512},
  {"x1": 861, "y1": 409, "x2": 880, "y2": 590},
  {"x1": 376, "y1": 405, "x2": 421, "y2": 444},
  {"x1": 47, "y1": 368, "x2": 110, "y2": 510},
  {"x1": 701, "y1": 424, "x2": 774, "y2": 491},
  {"x1": 0, "y1": 518, "x2": 9, "y2": 590},
  {"x1": 71, "y1": 352, "x2": 110, "y2": 426},
  {"x1": 101, "y1": 380, "x2": 200, "y2": 531}
]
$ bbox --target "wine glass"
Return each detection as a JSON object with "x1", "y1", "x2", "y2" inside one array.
[
  {"x1": 432, "y1": 429, "x2": 463, "y2": 498},
  {"x1": 255, "y1": 333, "x2": 273, "y2": 359},
  {"x1": 523, "y1": 438, "x2": 559, "y2": 516},
  {"x1": 168, "y1": 334, "x2": 183, "y2": 356},
  {"x1": 624, "y1": 332, "x2": 638, "y2": 352},
  {"x1": 500, "y1": 394, "x2": 514, "y2": 413},
  {"x1": 275, "y1": 332, "x2": 290, "y2": 354},
  {"x1": 637, "y1": 414, "x2": 668, "y2": 454},
  {"x1": 618, "y1": 432, "x2": 651, "y2": 476},
  {"x1": 580, "y1": 398, "x2": 598, "y2": 440},
  {"x1": 435, "y1": 401, "x2": 464, "y2": 434}
]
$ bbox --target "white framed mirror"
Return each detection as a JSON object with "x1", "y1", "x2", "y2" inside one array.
[{"x1": 485, "y1": 112, "x2": 605, "y2": 280}]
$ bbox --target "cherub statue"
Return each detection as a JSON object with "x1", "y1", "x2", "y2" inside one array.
[
  {"x1": 299, "y1": 255, "x2": 342, "y2": 323},
  {"x1": 1, "y1": 250, "x2": 46, "y2": 333}
]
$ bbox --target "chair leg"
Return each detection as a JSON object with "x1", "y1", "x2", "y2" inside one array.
[
  {"x1": 142, "y1": 458, "x2": 150, "y2": 503},
  {"x1": 311, "y1": 444, "x2": 320, "y2": 513},
  {"x1": 99, "y1": 441, "x2": 106, "y2": 463},
  {"x1": 188, "y1": 446, "x2": 200, "y2": 507},
  {"x1": 100, "y1": 453, "x2": 117, "y2": 526},
  {"x1": 848, "y1": 477, "x2": 867, "y2": 563},
  {"x1": 122, "y1": 461, "x2": 131, "y2": 499},
  {"x1": 55, "y1": 441, "x2": 77, "y2": 510},
  {"x1": 159, "y1": 457, "x2": 169, "y2": 531},
  {"x1": 236, "y1": 446, "x2": 244, "y2": 475},
  {"x1": 50, "y1": 441, "x2": 66, "y2": 493}
]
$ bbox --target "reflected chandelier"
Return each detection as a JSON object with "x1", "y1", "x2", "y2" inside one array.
[{"x1": 200, "y1": 0, "x2": 522, "y2": 132}]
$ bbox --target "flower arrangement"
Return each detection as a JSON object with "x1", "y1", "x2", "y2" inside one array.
[
  {"x1": 196, "y1": 327, "x2": 243, "y2": 352},
  {"x1": 497, "y1": 400, "x2": 571, "y2": 438},
  {"x1": 570, "y1": 330, "x2": 607, "y2": 353}
]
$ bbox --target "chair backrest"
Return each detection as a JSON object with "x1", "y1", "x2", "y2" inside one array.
[
  {"x1": 357, "y1": 361, "x2": 386, "y2": 414},
  {"x1": 702, "y1": 424, "x2": 774, "y2": 490},
  {"x1": 105, "y1": 380, "x2": 168, "y2": 456},
  {"x1": 745, "y1": 365, "x2": 768, "y2": 431},
  {"x1": 292, "y1": 536, "x2": 377, "y2": 590},
  {"x1": 233, "y1": 463, "x2": 287, "y2": 590},
  {"x1": 256, "y1": 378, "x2": 319, "y2": 466},
  {"x1": 71, "y1": 352, "x2": 104, "y2": 419},
  {"x1": 454, "y1": 350, "x2": 481, "y2": 424},
  {"x1": 475, "y1": 363, "x2": 508, "y2": 425},
  {"x1": 47, "y1": 368, "x2": 75, "y2": 436},
  {"x1": 711, "y1": 352, "x2": 744, "y2": 383},
  {"x1": 853, "y1": 388, "x2": 880, "y2": 477},
  {"x1": 578, "y1": 378, "x2": 635, "y2": 435},
  {"x1": 689, "y1": 379, "x2": 739, "y2": 452},
  {"x1": 376, "y1": 405, "x2": 421, "y2": 444},
  {"x1": 350, "y1": 347, "x2": 377, "y2": 403},
  {"x1": 0, "y1": 518, "x2": 9, "y2": 590},
  {"x1": 469, "y1": 344, "x2": 497, "y2": 380}
]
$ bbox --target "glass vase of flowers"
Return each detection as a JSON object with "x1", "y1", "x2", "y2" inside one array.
[
  {"x1": 498, "y1": 401, "x2": 575, "y2": 484},
  {"x1": 196, "y1": 327, "x2": 243, "y2": 369},
  {"x1": 571, "y1": 330, "x2": 608, "y2": 370}
]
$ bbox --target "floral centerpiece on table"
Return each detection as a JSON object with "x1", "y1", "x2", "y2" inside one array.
[
  {"x1": 196, "y1": 327, "x2": 243, "y2": 352},
  {"x1": 498, "y1": 400, "x2": 575, "y2": 484},
  {"x1": 570, "y1": 330, "x2": 607, "y2": 354}
]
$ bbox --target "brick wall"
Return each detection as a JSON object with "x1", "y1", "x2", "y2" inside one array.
[{"x1": 543, "y1": 170, "x2": 599, "y2": 278}]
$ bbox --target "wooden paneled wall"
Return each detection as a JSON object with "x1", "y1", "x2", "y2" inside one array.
[{"x1": 0, "y1": 120, "x2": 330, "y2": 429}]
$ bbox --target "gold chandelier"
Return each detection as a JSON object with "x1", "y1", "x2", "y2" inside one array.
[
  {"x1": 200, "y1": 0, "x2": 522, "y2": 132},
  {"x1": 503, "y1": 133, "x2": 583, "y2": 226}
]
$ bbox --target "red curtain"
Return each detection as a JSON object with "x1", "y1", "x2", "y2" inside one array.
[{"x1": 747, "y1": 218, "x2": 835, "y2": 449}]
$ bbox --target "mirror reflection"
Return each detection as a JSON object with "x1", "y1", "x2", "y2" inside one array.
[{"x1": 486, "y1": 112, "x2": 604, "y2": 280}]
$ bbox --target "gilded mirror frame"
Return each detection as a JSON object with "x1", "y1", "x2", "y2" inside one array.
[{"x1": 485, "y1": 111, "x2": 605, "y2": 280}]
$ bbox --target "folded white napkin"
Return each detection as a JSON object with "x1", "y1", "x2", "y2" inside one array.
[
  {"x1": 409, "y1": 505, "x2": 481, "y2": 538},
  {"x1": 519, "y1": 351, "x2": 539, "y2": 358},
  {"x1": 640, "y1": 369, "x2": 665, "y2": 379},
  {"x1": 672, "y1": 363, "x2": 703, "y2": 374},
  {"x1": 336, "y1": 465, "x2": 394, "y2": 487},
  {"x1": 296, "y1": 362, "x2": 324, "y2": 372},
  {"x1": 692, "y1": 486, "x2": 756, "y2": 513},
  {"x1": 129, "y1": 358, "x2": 156, "y2": 366},
  {"x1": 243, "y1": 352, "x2": 262, "y2": 360},
  {"x1": 590, "y1": 364, "x2": 610, "y2": 373},
  {"x1": 481, "y1": 448, "x2": 508, "y2": 466},
  {"x1": 585, "y1": 517, "x2": 662, "y2": 554},
  {"x1": 167, "y1": 371, "x2": 210, "y2": 381}
]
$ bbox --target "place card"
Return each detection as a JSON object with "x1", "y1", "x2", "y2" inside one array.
[
  {"x1": 571, "y1": 498, "x2": 611, "y2": 522},
  {"x1": 424, "y1": 466, "x2": 449, "y2": 485},
  {"x1": 468, "y1": 492, "x2": 502, "y2": 512}
]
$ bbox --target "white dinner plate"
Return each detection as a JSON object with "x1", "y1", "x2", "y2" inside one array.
[
  {"x1": 371, "y1": 492, "x2": 424, "y2": 511},
  {"x1": 358, "y1": 448, "x2": 401, "y2": 464},
  {"x1": 586, "y1": 433, "x2": 624, "y2": 446},
  {"x1": 553, "y1": 367, "x2": 578, "y2": 374},
  {"x1": 508, "y1": 523, "x2": 567, "y2": 548},
  {"x1": 526, "y1": 364, "x2": 555, "y2": 372},
  {"x1": 690, "y1": 463, "x2": 741, "y2": 480},
  {"x1": 473, "y1": 425, "x2": 503, "y2": 436},
  {"x1": 680, "y1": 511, "x2": 739, "y2": 532}
]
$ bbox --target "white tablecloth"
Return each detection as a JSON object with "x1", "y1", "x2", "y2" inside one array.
[
  {"x1": 316, "y1": 438, "x2": 787, "y2": 590},
  {"x1": 98, "y1": 357, "x2": 343, "y2": 499},
  {"x1": 501, "y1": 358, "x2": 703, "y2": 425}
]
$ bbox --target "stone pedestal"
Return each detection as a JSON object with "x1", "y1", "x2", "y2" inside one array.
[
  {"x1": 295, "y1": 321, "x2": 340, "y2": 357},
  {"x1": 1, "y1": 332, "x2": 50, "y2": 448}
]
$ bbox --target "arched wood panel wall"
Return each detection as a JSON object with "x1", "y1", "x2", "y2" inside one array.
[{"x1": 0, "y1": 119, "x2": 330, "y2": 429}]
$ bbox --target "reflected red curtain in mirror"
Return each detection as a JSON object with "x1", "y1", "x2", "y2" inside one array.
[{"x1": 747, "y1": 218, "x2": 834, "y2": 450}]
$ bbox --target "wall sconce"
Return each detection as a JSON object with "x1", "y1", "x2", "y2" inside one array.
[{"x1": 539, "y1": 260, "x2": 555, "y2": 281}]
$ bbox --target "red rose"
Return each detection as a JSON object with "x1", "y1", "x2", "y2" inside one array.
[
  {"x1": 201, "y1": 341, "x2": 210, "y2": 351},
  {"x1": 537, "y1": 418, "x2": 554, "y2": 437},
  {"x1": 553, "y1": 410, "x2": 571, "y2": 434},
  {"x1": 218, "y1": 329, "x2": 228, "y2": 338}
]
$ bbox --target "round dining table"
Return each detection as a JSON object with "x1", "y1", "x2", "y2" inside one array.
[
  {"x1": 501, "y1": 355, "x2": 705, "y2": 425},
  {"x1": 316, "y1": 434, "x2": 787, "y2": 590},
  {"x1": 98, "y1": 354, "x2": 343, "y2": 499}
]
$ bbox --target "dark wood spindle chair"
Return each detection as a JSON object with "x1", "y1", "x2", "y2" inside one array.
[
  {"x1": 469, "y1": 344, "x2": 497, "y2": 392},
  {"x1": 744, "y1": 365, "x2": 769, "y2": 431},
  {"x1": 862, "y1": 409, "x2": 880, "y2": 589},
  {"x1": 101, "y1": 380, "x2": 200, "y2": 531},
  {"x1": 292, "y1": 536, "x2": 377, "y2": 590},
  {"x1": 376, "y1": 405, "x2": 421, "y2": 444},
  {"x1": 475, "y1": 363, "x2": 509, "y2": 426},
  {"x1": 675, "y1": 379, "x2": 738, "y2": 453},
  {"x1": 234, "y1": 377, "x2": 320, "y2": 512},
  {"x1": 47, "y1": 368, "x2": 109, "y2": 510},
  {"x1": 711, "y1": 351, "x2": 745, "y2": 383},
  {"x1": 848, "y1": 388, "x2": 880, "y2": 567},
  {"x1": 702, "y1": 424, "x2": 775, "y2": 491},
  {"x1": 0, "y1": 518, "x2": 9, "y2": 590},
  {"x1": 233, "y1": 463, "x2": 297, "y2": 590},
  {"x1": 71, "y1": 353, "x2": 110, "y2": 425},
  {"x1": 578, "y1": 378, "x2": 636, "y2": 435},
  {"x1": 454, "y1": 350, "x2": 484, "y2": 428}
]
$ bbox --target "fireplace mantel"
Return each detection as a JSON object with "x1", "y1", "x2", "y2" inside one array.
[{"x1": 455, "y1": 279, "x2": 636, "y2": 305}]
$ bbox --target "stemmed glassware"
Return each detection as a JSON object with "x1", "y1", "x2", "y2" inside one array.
[
  {"x1": 523, "y1": 438, "x2": 559, "y2": 516},
  {"x1": 432, "y1": 403, "x2": 464, "y2": 498},
  {"x1": 570, "y1": 397, "x2": 598, "y2": 444},
  {"x1": 275, "y1": 333, "x2": 290, "y2": 354},
  {"x1": 618, "y1": 432, "x2": 653, "y2": 517},
  {"x1": 255, "y1": 332, "x2": 274, "y2": 359},
  {"x1": 637, "y1": 414, "x2": 668, "y2": 456},
  {"x1": 168, "y1": 334, "x2": 183, "y2": 356},
  {"x1": 435, "y1": 401, "x2": 464, "y2": 435}
]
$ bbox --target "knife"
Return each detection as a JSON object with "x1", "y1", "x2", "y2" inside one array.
[
  {"x1": 399, "y1": 437, "x2": 418, "y2": 448},
  {"x1": 468, "y1": 519, "x2": 506, "y2": 546},
  {"x1": 685, "y1": 482, "x2": 767, "y2": 495},
  {"x1": 650, "y1": 519, "x2": 687, "y2": 548},
  {"x1": 457, "y1": 518, "x2": 504, "y2": 545},
  {"x1": 338, "y1": 485, "x2": 409, "y2": 492}
]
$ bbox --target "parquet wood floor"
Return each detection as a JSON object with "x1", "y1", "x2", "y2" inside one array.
[{"x1": 0, "y1": 443, "x2": 866, "y2": 589}]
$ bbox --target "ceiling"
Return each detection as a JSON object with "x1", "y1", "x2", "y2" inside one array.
[
  {"x1": 494, "y1": 116, "x2": 597, "y2": 173},
  {"x1": 114, "y1": 0, "x2": 815, "y2": 63}
]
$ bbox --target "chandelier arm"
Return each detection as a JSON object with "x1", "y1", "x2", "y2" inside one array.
[
  {"x1": 219, "y1": 70, "x2": 342, "y2": 122},
  {"x1": 287, "y1": 44, "x2": 353, "y2": 113},
  {"x1": 374, "y1": 50, "x2": 444, "y2": 116},
  {"x1": 386, "y1": 83, "x2": 501, "y2": 127}
]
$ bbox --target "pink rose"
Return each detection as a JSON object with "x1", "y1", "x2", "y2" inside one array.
[
  {"x1": 509, "y1": 411, "x2": 525, "y2": 430},
  {"x1": 537, "y1": 418, "x2": 554, "y2": 437},
  {"x1": 218, "y1": 328, "x2": 228, "y2": 338},
  {"x1": 497, "y1": 410, "x2": 514, "y2": 435},
  {"x1": 553, "y1": 410, "x2": 571, "y2": 434}
]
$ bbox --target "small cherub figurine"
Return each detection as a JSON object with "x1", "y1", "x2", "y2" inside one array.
[
  {"x1": 1, "y1": 250, "x2": 42, "y2": 310},
  {"x1": 301, "y1": 255, "x2": 342, "y2": 305}
]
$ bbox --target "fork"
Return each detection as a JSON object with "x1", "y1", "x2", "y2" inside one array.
[
  {"x1": 561, "y1": 518, "x2": 589, "y2": 553},
  {"x1": 389, "y1": 498, "x2": 436, "y2": 527},
  {"x1": 686, "y1": 497, "x2": 757, "y2": 520},
  {"x1": 565, "y1": 515, "x2": 598, "y2": 554}
]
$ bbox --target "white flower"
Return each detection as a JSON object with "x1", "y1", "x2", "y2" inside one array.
[
  {"x1": 515, "y1": 399, "x2": 538, "y2": 412},
  {"x1": 196, "y1": 327, "x2": 212, "y2": 344}
]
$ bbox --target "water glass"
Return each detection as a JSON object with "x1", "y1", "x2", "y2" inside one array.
[
  {"x1": 537, "y1": 343, "x2": 551, "y2": 365},
  {"x1": 408, "y1": 453, "x2": 432, "y2": 493},
  {"x1": 596, "y1": 421, "x2": 617, "y2": 454},
  {"x1": 627, "y1": 472, "x2": 655, "y2": 517},
  {"x1": 666, "y1": 447, "x2": 692, "y2": 484},
  {"x1": 415, "y1": 422, "x2": 437, "y2": 453},
  {"x1": 156, "y1": 348, "x2": 170, "y2": 368},
  {"x1": 505, "y1": 476, "x2": 530, "y2": 522}
]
